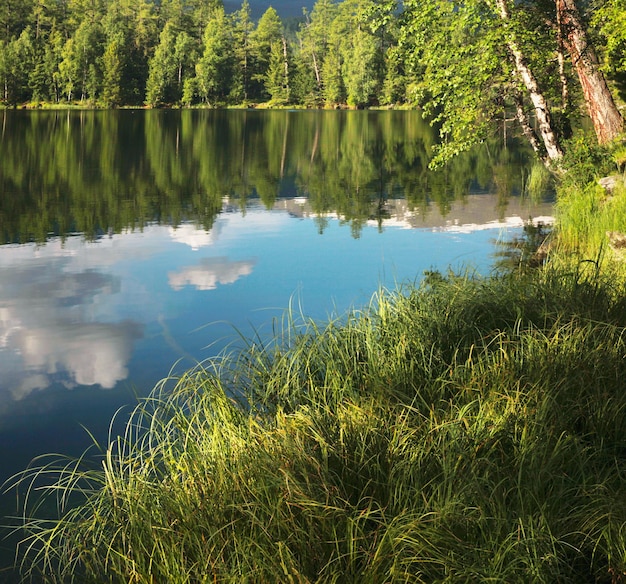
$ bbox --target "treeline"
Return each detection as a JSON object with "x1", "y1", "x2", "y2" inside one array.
[
  {"x1": 1, "y1": 0, "x2": 625, "y2": 164},
  {"x1": 0, "y1": 0, "x2": 405, "y2": 108}
]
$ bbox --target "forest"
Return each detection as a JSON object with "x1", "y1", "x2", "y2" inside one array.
[{"x1": 0, "y1": 0, "x2": 625, "y2": 165}]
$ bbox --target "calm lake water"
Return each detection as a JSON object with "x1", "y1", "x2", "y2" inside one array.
[{"x1": 0, "y1": 109, "x2": 553, "y2": 576}]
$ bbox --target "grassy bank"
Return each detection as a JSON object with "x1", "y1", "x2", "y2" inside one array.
[
  {"x1": 9, "y1": 266, "x2": 626, "y2": 583},
  {"x1": 6, "y1": 140, "x2": 626, "y2": 582},
  {"x1": 553, "y1": 135, "x2": 626, "y2": 261}
]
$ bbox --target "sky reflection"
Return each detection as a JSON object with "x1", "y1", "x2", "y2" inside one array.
[
  {"x1": 0, "y1": 197, "x2": 553, "y2": 414},
  {"x1": 0, "y1": 213, "x2": 265, "y2": 407}
]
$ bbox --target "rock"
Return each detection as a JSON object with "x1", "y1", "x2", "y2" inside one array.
[
  {"x1": 607, "y1": 231, "x2": 626, "y2": 251},
  {"x1": 598, "y1": 175, "x2": 622, "y2": 194}
]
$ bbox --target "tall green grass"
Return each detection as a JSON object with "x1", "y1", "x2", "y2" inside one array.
[
  {"x1": 6, "y1": 262, "x2": 626, "y2": 583},
  {"x1": 524, "y1": 161, "x2": 554, "y2": 202},
  {"x1": 555, "y1": 180, "x2": 626, "y2": 258},
  {"x1": 555, "y1": 132, "x2": 626, "y2": 260}
]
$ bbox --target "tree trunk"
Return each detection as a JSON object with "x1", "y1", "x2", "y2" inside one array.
[
  {"x1": 242, "y1": 52, "x2": 248, "y2": 102},
  {"x1": 513, "y1": 90, "x2": 548, "y2": 164},
  {"x1": 557, "y1": 0, "x2": 624, "y2": 144},
  {"x1": 555, "y1": 0, "x2": 570, "y2": 109},
  {"x1": 494, "y1": 0, "x2": 563, "y2": 162},
  {"x1": 312, "y1": 51, "x2": 321, "y2": 88},
  {"x1": 282, "y1": 36, "x2": 289, "y2": 94}
]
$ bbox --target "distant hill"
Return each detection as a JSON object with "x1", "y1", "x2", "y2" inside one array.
[{"x1": 223, "y1": 0, "x2": 315, "y2": 19}]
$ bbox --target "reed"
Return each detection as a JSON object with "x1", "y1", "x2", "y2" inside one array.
[
  {"x1": 6, "y1": 259, "x2": 626, "y2": 583},
  {"x1": 554, "y1": 133, "x2": 626, "y2": 261},
  {"x1": 524, "y1": 161, "x2": 554, "y2": 202}
]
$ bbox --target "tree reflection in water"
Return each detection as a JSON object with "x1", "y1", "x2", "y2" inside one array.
[{"x1": 0, "y1": 109, "x2": 551, "y2": 245}]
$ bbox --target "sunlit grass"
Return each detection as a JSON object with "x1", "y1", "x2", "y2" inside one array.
[
  {"x1": 554, "y1": 179, "x2": 626, "y2": 260},
  {"x1": 5, "y1": 260, "x2": 626, "y2": 583}
]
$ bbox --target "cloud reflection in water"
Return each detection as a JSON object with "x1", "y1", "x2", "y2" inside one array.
[
  {"x1": 0, "y1": 218, "x2": 261, "y2": 405},
  {"x1": 0, "y1": 249, "x2": 144, "y2": 402},
  {"x1": 168, "y1": 257, "x2": 256, "y2": 291}
]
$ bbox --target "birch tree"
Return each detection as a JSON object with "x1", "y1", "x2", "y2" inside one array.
[
  {"x1": 401, "y1": 0, "x2": 563, "y2": 166},
  {"x1": 493, "y1": 0, "x2": 563, "y2": 160}
]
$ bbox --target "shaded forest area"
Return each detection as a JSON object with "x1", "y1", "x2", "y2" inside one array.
[{"x1": 0, "y1": 0, "x2": 402, "y2": 108}]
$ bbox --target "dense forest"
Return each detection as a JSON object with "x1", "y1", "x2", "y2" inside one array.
[{"x1": 0, "y1": 0, "x2": 625, "y2": 163}]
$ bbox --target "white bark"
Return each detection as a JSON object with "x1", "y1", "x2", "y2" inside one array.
[
  {"x1": 494, "y1": 0, "x2": 563, "y2": 161},
  {"x1": 513, "y1": 91, "x2": 547, "y2": 164}
]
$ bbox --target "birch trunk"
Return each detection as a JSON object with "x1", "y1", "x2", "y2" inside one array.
[
  {"x1": 494, "y1": 0, "x2": 563, "y2": 161},
  {"x1": 513, "y1": 91, "x2": 548, "y2": 164},
  {"x1": 557, "y1": 0, "x2": 624, "y2": 144}
]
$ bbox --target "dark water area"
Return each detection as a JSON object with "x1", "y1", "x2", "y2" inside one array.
[{"x1": 0, "y1": 109, "x2": 553, "y2": 580}]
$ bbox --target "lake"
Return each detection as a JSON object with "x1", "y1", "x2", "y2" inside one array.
[{"x1": 0, "y1": 109, "x2": 553, "y2": 577}]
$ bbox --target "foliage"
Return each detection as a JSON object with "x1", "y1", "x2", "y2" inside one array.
[
  {"x1": 558, "y1": 131, "x2": 617, "y2": 187},
  {"x1": 145, "y1": 22, "x2": 196, "y2": 107},
  {"x1": 249, "y1": 6, "x2": 284, "y2": 102},
  {"x1": 401, "y1": 0, "x2": 508, "y2": 166},
  {"x1": 592, "y1": 0, "x2": 626, "y2": 99},
  {"x1": 193, "y1": 6, "x2": 233, "y2": 105}
]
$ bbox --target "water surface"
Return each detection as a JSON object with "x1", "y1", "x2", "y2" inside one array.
[{"x1": 0, "y1": 109, "x2": 553, "y2": 576}]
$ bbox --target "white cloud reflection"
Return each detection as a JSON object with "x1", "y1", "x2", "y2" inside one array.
[
  {"x1": 169, "y1": 257, "x2": 256, "y2": 291},
  {"x1": 0, "y1": 254, "x2": 144, "y2": 402},
  {"x1": 436, "y1": 215, "x2": 554, "y2": 234},
  {"x1": 169, "y1": 224, "x2": 219, "y2": 250},
  {"x1": 0, "y1": 219, "x2": 264, "y2": 404},
  {"x1": 10, "y1": 320, "x2": 141, "y2": 400}
]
